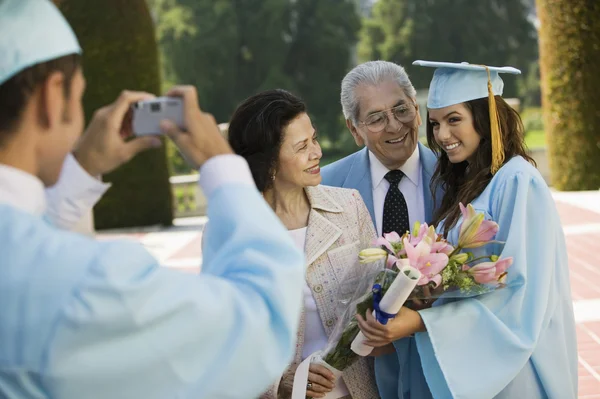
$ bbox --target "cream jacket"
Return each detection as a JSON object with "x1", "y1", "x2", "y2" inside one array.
[{"x1": 262, "y1": 185, "x2": 380, "y2": 399}]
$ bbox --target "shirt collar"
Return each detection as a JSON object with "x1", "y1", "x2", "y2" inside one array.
[
  {"x1": 0, "y1": 164, "x2": 46, "y2": 215},
  {"x1": 369, "y1": 144, "x2": 421, "y2": 189}
]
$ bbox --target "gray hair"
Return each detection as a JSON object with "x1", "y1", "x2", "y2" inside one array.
[{"x1": 341, "y1": 60, "x2": 417, "y2": 125}]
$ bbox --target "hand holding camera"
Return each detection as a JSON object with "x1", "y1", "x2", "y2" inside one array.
[
  {"x1": 75, "y1": 86, "x2": 231, "y2": 177},
  {"x1": 74, "y1": 90, "x2": 163, "y2": 176},
  {"x1": 157, "y1": 85, "x2": 233, "y2": 169}
]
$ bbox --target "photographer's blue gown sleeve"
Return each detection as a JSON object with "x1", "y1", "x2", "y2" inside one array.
[{"x1": 0, "y1": 156, "x2": 305, "y2": 399}]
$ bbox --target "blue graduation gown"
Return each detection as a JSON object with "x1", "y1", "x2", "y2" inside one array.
[
  {"x1": 407, "y1": 156, "x2": 577, "y2": 398},
  {"x1": 0, "y1": 183, "x2": 304, "y2": 398}
]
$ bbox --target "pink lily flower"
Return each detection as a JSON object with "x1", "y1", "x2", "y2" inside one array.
[
  {"x1": 409, "y1": 223, "x2": 429, "y2": 246},
  {"x1": 373, "y1": 236, "x2": 394, "y2": 253},
  {"x1": 462, "y1": 257, "x2": 513, "y2": 284},
  {"x1": 432, "y1": 240, "x2": 454, "y2": 255},
  {"x1": 403, "y1": 237, "x2": 449, "y2": 287},
  {"x1": 457, "y1": 203, "x2": 499, "y2": 249},
  {"x1": 386, "y1": 254, "x2": 399, "y2": 269},
  {"x1": 384, "y1": 231, "x2": 402, "y2": 243},
  {"x1": 372, "y1": 231, "x2": 403, "y2": 254}
]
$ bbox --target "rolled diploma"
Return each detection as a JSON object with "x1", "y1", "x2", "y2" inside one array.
[{"x1": 350, "y1": 262, "x2": 422, "y2": 356}]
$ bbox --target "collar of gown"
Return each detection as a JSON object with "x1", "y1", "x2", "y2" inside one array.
[{"x1": 0, "y1": 163, "x2": 46, "y2": 215}]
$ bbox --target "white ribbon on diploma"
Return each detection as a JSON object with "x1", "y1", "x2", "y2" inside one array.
[{"x1": 351, "y1": 263, "x2": 422, "y2": 356}]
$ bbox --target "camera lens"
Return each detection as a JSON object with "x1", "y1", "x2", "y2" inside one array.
[{"x1": 150, "y1": 102, "x2": 161, "y2": 112}]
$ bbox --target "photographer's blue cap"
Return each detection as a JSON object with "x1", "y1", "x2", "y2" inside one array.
[
  {"x1": 412, "y1": 60, "x2": 521, "y2": 109},
  {"x1": 0, "y1": 0, "x2": 81, "y2": 86}
]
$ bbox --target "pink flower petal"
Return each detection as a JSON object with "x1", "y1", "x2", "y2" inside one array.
[
  {"x1": 469, "y1": 261, "x2": 495, "y2": 272},
  {"x1": 459, "y1": 203, "x2": 468, "y2": 219},
  {"x1": 373, "y1": 237, "x2": 394, "y2": 253},
  {"x1": 403, "y1": 237, "x2": 418, "y2": 265},
  {"x1": 471, "y1": 220, "x2": 499, "y2": 243},
  {"x1": 384, "y1": 232, "x2": 401, "y2": 243},
  {"x1": 419, "y1": 253, "x2": 449, "y2": 276},
  {"x1": 495, "y1": 257, "x2": 513, "y2": 274},
  {"x1": 432, "y1": 241, "x2": 454, "y2": 255},
  {"x1": 473, "y1": 271, "x2": 498, "y2": 284}
]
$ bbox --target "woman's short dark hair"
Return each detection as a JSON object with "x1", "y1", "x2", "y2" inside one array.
[{"x1": 228, "y1": 89, "x2": 307, "y2": 192}]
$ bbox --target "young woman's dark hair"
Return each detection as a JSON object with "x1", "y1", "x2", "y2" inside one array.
[
  {"x1": 427, "y1": 95, "x2": 536, "y2": 235},
  {"x1": 228, "y1": 89, "x2": 307, "y2": 192}
]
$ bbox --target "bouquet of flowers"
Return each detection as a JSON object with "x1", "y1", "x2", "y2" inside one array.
[{"x1": 321, "y1": 202, "x2": 514, "y2": 371}]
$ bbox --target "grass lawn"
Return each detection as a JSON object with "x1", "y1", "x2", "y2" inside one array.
[{"x1": 525, "y1": 130, "x2": 546, "y2": 149}]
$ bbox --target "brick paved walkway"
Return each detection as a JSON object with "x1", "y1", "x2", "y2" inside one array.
[{"x1": 97, "y1": 190, "x2": 600, "y2": 398}]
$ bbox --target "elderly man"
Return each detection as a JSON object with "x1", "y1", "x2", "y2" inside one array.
[{"x1": 321, "y1": 60, "x2": 438, "y2": 399}]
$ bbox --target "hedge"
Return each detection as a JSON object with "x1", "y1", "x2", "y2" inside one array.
[
  {"x1": 537, "y1": 0, "x2": 600, "y2": 190},
  {"x1": 60, "y1": 0, "x2": 174, "y2": 229}
]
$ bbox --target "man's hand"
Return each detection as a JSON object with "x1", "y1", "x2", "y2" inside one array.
[
  {"x1": 159, "y1": 85, "x2": 232, "y2": 169},
  {"x1": 74, "y1": 91, "x2": 163, "y2": 176},
  {"x1": 356, "y1": 307, "x2": 426, "y2": 347}
]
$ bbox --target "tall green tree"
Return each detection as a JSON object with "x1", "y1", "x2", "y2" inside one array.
[
  {"x1": 151, "y1": 0, "x2": 360, "y2": 150},
  {"x1": 537, "y1": 0, "x2": 600, "y2": 190},
  {"x1": 358, "y1": 0, "x2": 538, "y2": 97},
  {"x1": 61, "y1": 0, "x2": 173, "y2": 229}
]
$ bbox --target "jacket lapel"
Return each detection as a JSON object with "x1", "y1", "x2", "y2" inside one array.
[
  {"x1": 304, "y1": 186, "x2": 343, "y2": 267},
  {"x1": 419, "y1": 142, "x2": 439, "y2": 224},
  {"x1": 342, "y1": 148, "x2": 375, "y2": 223}
]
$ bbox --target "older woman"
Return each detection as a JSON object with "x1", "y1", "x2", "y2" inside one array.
[{"x1": 227, "y1": 89, "x2": 379, "y2": 399}]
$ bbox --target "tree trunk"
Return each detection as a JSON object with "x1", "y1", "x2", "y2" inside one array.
[
  {"x1": 537, "y1": 0, "x2": 600, "y2": 190},
  {"x1": 60, "y1": 0, "x2": 174, "y2": 229}
]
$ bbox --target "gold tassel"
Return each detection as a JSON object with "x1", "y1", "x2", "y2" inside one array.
[{"x1": 484, "y1": 66, "x2": 505, "y2": 174}]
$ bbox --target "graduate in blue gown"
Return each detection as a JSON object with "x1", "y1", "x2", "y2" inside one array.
[
  {"x1": 0, "y1": 1, "x2": 304, "y2": 398},
  {"x1": 356, "y1": 60, "x2": 578, "y2": 398}
]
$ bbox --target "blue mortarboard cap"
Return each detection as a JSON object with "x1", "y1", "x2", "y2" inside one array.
[
  {"x1": 412, "y1": 60, "x2": 521, "y2": 109},
  {"x1": 0, "y1": 0, "x2": 81, "y2": 86}
]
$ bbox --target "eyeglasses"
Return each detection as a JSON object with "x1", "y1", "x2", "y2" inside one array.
[{"x1": 358, "y1": 103, "x2": 417, "y2": 133}]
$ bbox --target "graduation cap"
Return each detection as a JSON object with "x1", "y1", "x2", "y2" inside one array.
[
  {"x1": 0, "y1": 0, "x2": 81, "y2": 86},
  {"x1": 412, "y1": 60, "x2": 521, "y2": 174}
]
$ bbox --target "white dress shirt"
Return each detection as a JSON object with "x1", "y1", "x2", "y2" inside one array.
[
  {"x1": 288, "y1": 227, "x2": 328, "y2": 360},
  {"x1": 0, "y1": 153, "x2": 254, "y2": 216},
  {"x1": 369, "y1": 147, "x2": 425, "y2": 236},
  {"x1": 44, "y1": 154, "x2": 111, "y2": 229}
]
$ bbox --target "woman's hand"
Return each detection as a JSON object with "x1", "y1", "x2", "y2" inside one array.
[
  {"x1": 306, "y1": 364, "x2": 336, "y2": 398},
  {"x1": 278, "y1": 363, "x2": 335, "y2": 399},
  {"x1": 356, "y1": 306, "x2": 426, "y2": 347}
]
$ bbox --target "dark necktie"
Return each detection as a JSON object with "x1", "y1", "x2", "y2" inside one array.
[{"x1": 382, "y1": 170, "x2": 410, "y2": 236}]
